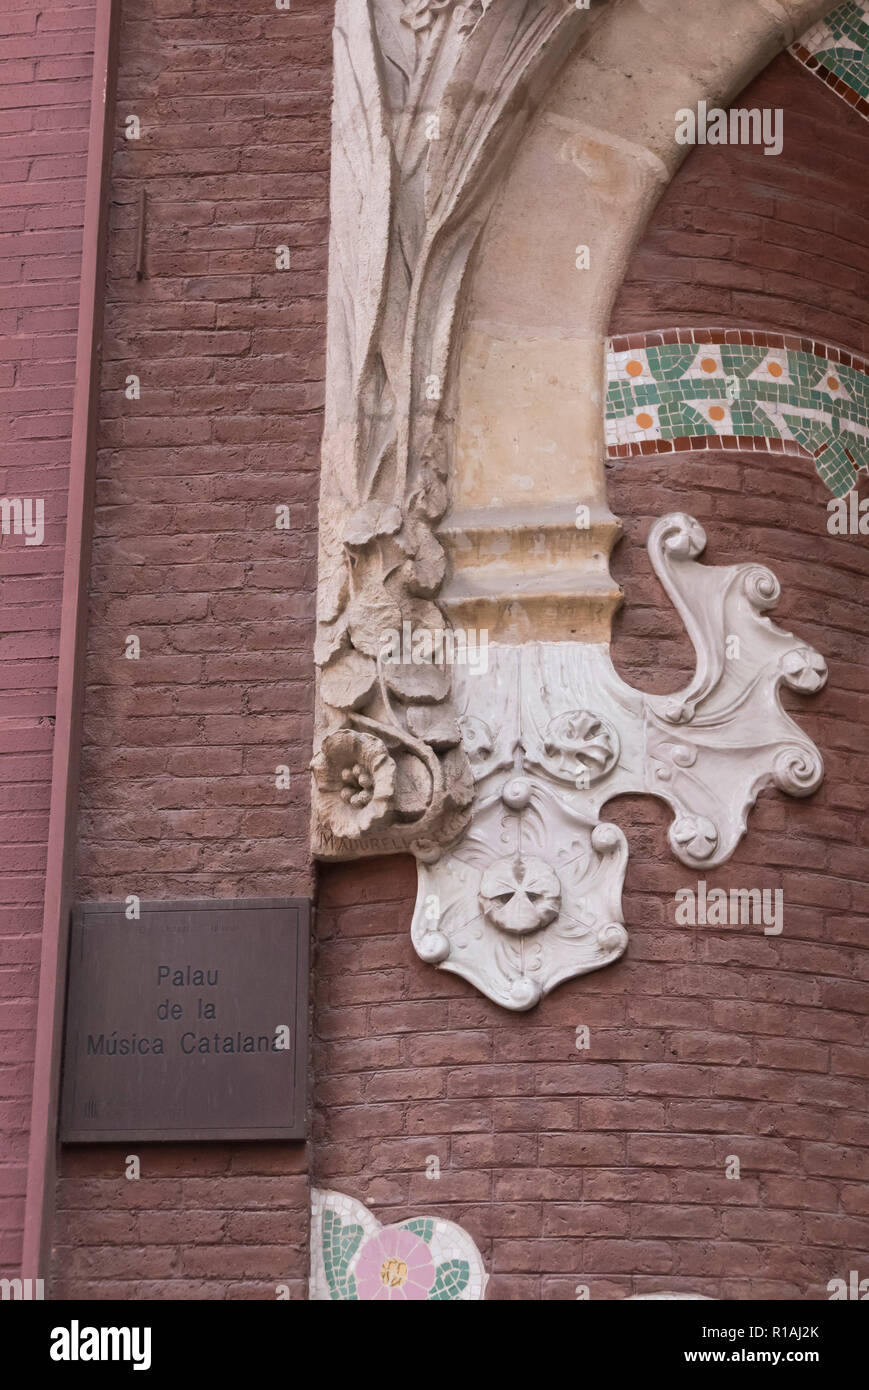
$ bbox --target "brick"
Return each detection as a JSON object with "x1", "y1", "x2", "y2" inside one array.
[{"x1": 40, "y1": 22, "x2": 869, "y2": 1306}]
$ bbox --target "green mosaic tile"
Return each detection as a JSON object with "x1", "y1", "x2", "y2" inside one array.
[
  {"x1": 796, "y1": 2, "x2": 869, "y2": 104},
  {"x1": 429, "y1": 1260, "x2": 471, "y2": 1300},
  {"x1": 322, "y1": 1207, "x2": 364, "y2": 1299},
  {"x1": 402, "y1": 1217, "x2": 435, "y2": 1242},
  {"x1": 605, "y1": 336, "x2": 869, "y2": 496}
]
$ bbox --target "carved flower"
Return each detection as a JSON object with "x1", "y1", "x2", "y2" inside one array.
[
  {"x1": 479, "y1": 854, "x2": 562, "y2": 935},
  {"x1": 780, "y1": 646, "x2": 828, "y2": 694},
  {"x1": 670, "y1": 815, "x2": 718, "y2": 862},
  {"x1": 311, "y1": 731, "x2": 396, "y2": 840},
  {"x1": 543, "y1": 709, "x2": 619, "y2": 784}
]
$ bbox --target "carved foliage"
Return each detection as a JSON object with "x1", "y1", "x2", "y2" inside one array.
[{"x1": 314, "y1": 0, "x2": 590, "y2": 859}]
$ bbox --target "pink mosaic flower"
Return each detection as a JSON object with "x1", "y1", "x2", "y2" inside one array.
[{"x1": 354, "y1": 1226, "x2": 436, "y2": 1301}]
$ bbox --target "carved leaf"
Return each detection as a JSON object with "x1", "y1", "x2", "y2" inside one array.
[
  {"x1": 397, "y1": 0, "x2": 587, "y2": 492},
  {"x1": 384, "y1": 659, "x2": 451, "y2": 703},
  {"x1": 406, "y1": 705, "x2": 462, "y2": 749},
  {"x1": 398, "y1": 518, "x2": 447, "y2": 596},
  {"x1": 314, "y1": 615, "x2": 350, "y2": 669},
  {"x1": 424, "y1": 0, "x2": 583, "y2": 222},
  {"x1": 320, "y1": 648, "x2": 379, "y2": 711},
  {"x1": 330, "y1": 0, "x2": 393, "y2": 494},
  {"x1": 317, "y1": 563, "x2": 350, "y2": 625},
  {"x1": 394, "y1": 752, "x2": 434, "y2": 820},
  {"x1": 343, "y1": 501, "x2": 403, "y2": 547}
]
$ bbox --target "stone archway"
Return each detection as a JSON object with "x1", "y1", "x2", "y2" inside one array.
[{"x1": 312, "y1": 0, "x2": 842, "y2": 1008}]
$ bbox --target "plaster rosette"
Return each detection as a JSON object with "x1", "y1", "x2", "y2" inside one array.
[{"x1": 310, "y1": 1189, "x2": 488, "y2": 1301}]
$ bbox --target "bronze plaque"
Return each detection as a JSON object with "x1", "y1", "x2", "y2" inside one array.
[{"x1": 60, "y1": 898, "x2": 310, "y2": 1142}]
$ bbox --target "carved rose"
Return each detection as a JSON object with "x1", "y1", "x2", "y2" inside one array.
[
  {"x1": 479, "y1": 854, "x2": 561, "y2": 935},
  {"x1": 311, "y1": 731, "x2": 396, "y2": 840}
]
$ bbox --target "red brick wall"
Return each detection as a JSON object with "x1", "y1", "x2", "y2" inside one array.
[
  {"x1": 612, "y1": 55, "x2": 869, "y2": 354},
  {"x1": 49, "y1": 35, "x2": 868, "y2": 1299},
  {"x1": 0, "y1": 2, "x2": 96, "y2": 1280},
  {"x1": 52, "y1": 0, "x2": 332, "y2": 1298},
  {"x1": 311, "y1": 55, "x2": 869, "y2": 1299}
]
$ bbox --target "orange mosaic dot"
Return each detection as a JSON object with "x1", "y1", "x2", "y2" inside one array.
[
  {"x1": 827, "y1": 375, "x2": 840, "y2": 390},
  {"x1": 626, "y1": 360, "x2": 644, "y2": 377},
  {"x1": 636, "y1": 412, "x2": 654, "y2": 429},
  {"x1": 709, "y1": 406, "x2": 726, "y2": 422},
  {"x1": 768, "y1": 361, "x2": 784, "y2": 378},
  {"x1": 701, "y1": 357, "x2": 718, "y2": 373}
]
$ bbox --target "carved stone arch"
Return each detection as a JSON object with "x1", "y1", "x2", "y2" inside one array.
[
  {"x1": 313, "y1": 0, "x2": 838, "y2": 1008},
  {"x1": 448, "y1": 0, "x2": 842, "y2": 640}
]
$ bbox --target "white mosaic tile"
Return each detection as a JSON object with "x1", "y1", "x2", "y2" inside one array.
[{"x1": 310, "y1": 1189, "x2": 488, "y2": 1301}]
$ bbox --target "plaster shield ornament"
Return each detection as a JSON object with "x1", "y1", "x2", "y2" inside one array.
[
  {"x1": 412, "y1": 516, "x2": 826, "y2": 1008},
  {"x1": 310, "y1": 1189, "x2": 488, "y2": 1301},
  {"x1": 312, "y1": 0, "x2": 828, "y2": 1008}
]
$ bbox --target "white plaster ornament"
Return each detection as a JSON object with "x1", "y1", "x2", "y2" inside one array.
[
  {"x1": 312, "y1": 0, "x2": 828, "y2": 1010},
  {"x1": 411, "y1": 514, "x2": 826, "y2": 1009},
  {"x1": 310, "y1": 1189, "x2": 488, "y2": 1301}
]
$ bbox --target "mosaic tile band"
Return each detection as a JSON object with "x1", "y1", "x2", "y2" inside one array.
[
  {"x1": 605, "y1": 329, "x2": 869, "y2": 497},
  {"x1": 309, "y1": 1189, "x2": 488, "y2": 1301},
  {"x1": 791, "y1": 0, "x2": 869, "y2": 120}
]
